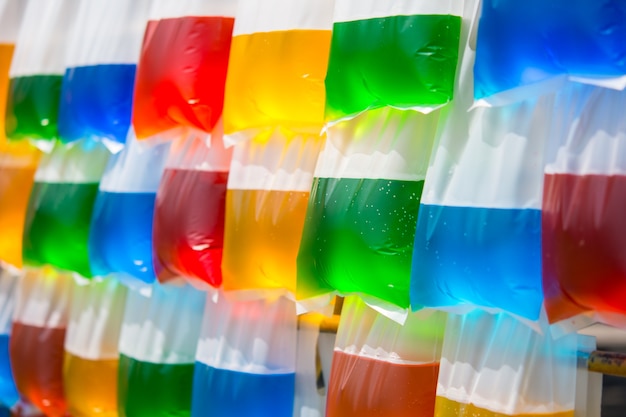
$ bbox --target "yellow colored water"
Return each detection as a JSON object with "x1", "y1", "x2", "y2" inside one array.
[{"x1": 435, "y1": 396, "x2": 574, "y2": 417}]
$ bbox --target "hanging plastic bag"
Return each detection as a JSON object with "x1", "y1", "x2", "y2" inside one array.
[
  {"x1": 326, "y1": 296, "x2": 445, "y2": 417},
  {"x1": 542, "y1": 86, "x2": 626, "y2": 330},
  {"x1": 58, "y1": 0, "x2": 152, "y2": 148},
  {"x1": 409, "y1": 1, "x2": 583, "y2": 322},
  {"x1": 89, "y1": 134, "x2": 170, "y2": 284},
  {"x1": 64, "y1": 277, "x2": 127, "y2": 417},
  {"x1": 297, "y1": 107, "x2": 439, "y2": 313},
  {"x1": 132, "y1": 0, "x2": 237, "y2": 140},
  {"x1": 474, "y1": 0, "x2": 626, "y2": 106},
  {"x1": 222, "y1": 133, "x2": 323, "y2": 296},
  {"x1": 325, "y1": 0, "x2": 462, "y2": 124},
  {"x1": 222, "y1": 0, "x2": 334, "y2": 143},
  {"x1": 10, "y1": 267, "x2": 73, "y2": 417},
  {"x1": 118, "y1": 282, "x2": 205, "y2": 417},
  {"x1": 5, "y1": 0, "x2": 80, "y2": 144},
  {"x1": 153, "y1": 124, "x2": 232, "y2": 288},
  {"x1": 435, "y1": 310, "x2": 578, "y2": 417},
  {"x1": 0, "y1": 268, "x2": 18, "y2": 408},
  {"x1": 191, "y1": 291, "x2": 296, "y2": 417},
  {"x1": 22, "y1": 140, "x2": 110, "y2": 278}
]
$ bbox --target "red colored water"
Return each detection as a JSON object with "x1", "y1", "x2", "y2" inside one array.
[
  {"x1": 326, "y1": 350, "x2": 440, "y2": 417},
  {"x1": 153, "y1": 169, "x2": 228, "y2": 287},
  {"x1": 543, "y1": 173, "x2": 626, "y2": 323},
  {"x1": 132, "y1": 16, "x2": 234, "y2": 139},
  {"x1": 9, "y1": 322, "x2": 67, "y2": 417}
]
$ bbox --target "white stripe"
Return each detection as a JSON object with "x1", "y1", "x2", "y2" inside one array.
[
  {"x1": 149, "y1": 0, "x2": 237, "y2": 20},
  {"x1": 227, "y1": 133, "x2": 322, "y2": 192},
  {"x1": 34, "y1": 141, "x2": 111, "y2": 184},
  {"x1": 0, "y1": 269, "x2": 19, "y2": 335},
  {"x1": 334, "y1": 0, "x2": 463, "y2": 23},
  {"x1": 315, "y1": 107, "x2": 438, "y2": 181},
  {"x1": 0, "y1": 0, "x2": 27, "y2": 43},
  {"x1": 10, "y1": 0, "x2": 81, "y2": 76},
  {"x1": 13, "y1": 268, "x2": 72, "y2": 329},
  {"x1": 64, "y1": 0, "x2": 151, "y2": 67},
  {"x1": 165, "y1": 124, "x2": 233, "y2": 173},
  {"x1": 233, "y1": 0, "x2": 334, "y2": 36}
]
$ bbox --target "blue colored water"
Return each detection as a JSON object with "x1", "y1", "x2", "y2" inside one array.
[
  {"x1": 191, "y1": 362, "x2": 295, "y2": 417},
  {"x1": 89, "y1": 191, "x2": 157, "y2": 283},
  {"x1": 58, "y1": 64, "x2": 136, "y2": 144},
  {"x1": 411, "y1": 205, "x2": 542, "y2": 320},
  {"x1": 0, "y1": 334, "x2": 18, "y2": 407},
  {"x1": 474, "y1": 0, "x2": 626, "y2": 99}
]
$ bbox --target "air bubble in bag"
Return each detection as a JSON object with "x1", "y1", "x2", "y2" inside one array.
[
  {"x1": 324, "y1": 0, "x2": 462, "y2": 123},
  {"x1": 10, "y1": 267, "x2": 73, "y2": 417},
  {"x1": 117, "y1": 282, "x2": 205, "y2": 417},
  {"x1": 58, "y1": 0, "x2": 152, "y2": 147},
  {"x1": 22, "y1": 140, "x2": 110, "y2": 278},
  {"x1": 64, "y1": 278, "x2": 127, "y2": 417},
  {"x1": 191, "y1": 292, "x2": 296, "y2": 417},
  {"x1": 297, "y1": 106, "x2": 439, "y2": 312},
  {"x1": 89, "y1": 134, "x2": 170, "y2": 284},
  {"x1": 222, "y1": 0, "x2": 334, "y2": 142},
  {"x1": 435, "y1": 310, "x2": 578, "y2": 417},
  {"x1": 5, "y1": 0, "x2": 80, "y2": 143},
  {"x1": 153, "y1": 124, "x2": 232, "y2": 288},
  {"x1": 326, "y1": 296, "x2": 445, "y2": 417},
  {"x1": 132, "y1": 0, "x2": 237, "y2": 139},
  {"x1": 0, "y1": 268, "x2": 19, "y2": 407}
]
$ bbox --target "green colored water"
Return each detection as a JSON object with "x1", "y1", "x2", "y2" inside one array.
[
  {"x1": 5, "y1": 75, "x2": 63, "y2": 141},
  {"x1": 22, "y1": 181, "x2": 100, "y2": 277},
  {"x1": 325, "y1": 14, "x2": 461, "y2": 122},
  {"x1": 118, "y1": 354, "x2": 194, "y2": 417},
  {"x1": 297, "y1": 177, "x2": 423, "y2": 308}
]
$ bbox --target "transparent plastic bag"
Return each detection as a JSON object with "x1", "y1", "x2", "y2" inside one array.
[
  {"x1": 58, "y1": 0, "x2": 152, "y2": 148},
  {"x1": 5, "y1": 0, "x2": 80, "y2": 143},
  {"x1": 222, "y1": 0, "x2": 334, "y2": 142},
  {"x1": 0, "y1": 268, "x2": 19, "y2": 407},
  {"x1": 222, "y1": 132, "x2": 323, "y2": 296},
  {"x1": 542, "y1": 86, "x2": 626, "y2": 330},
  {"x1": 132, "y1": 0, "x2": 237, "y2": 140},
  {"x1": 435, "y1": 310, "x2": 578, "y2": 417},
  {"x1": 64, "y1": 277, "x2": 127, "y2": 417},
  {"x1": 192, "y1": 291, "x2": 296, "y2": 417},
  {"x1": 474, "y1": 0, "x2": 626, "y2": 106},
  {"x1": 118, "y1": 282, "x2": 205, "y2": 417},
  {"x1": 297, "y1": 106, "x2": 439, "y2": 313},
  {"x1": 326, "y1": 296, "x2": 445, "y2": 417},
  {"x1": 154, "y1": 124, "x2": 232, "y2": 288},
  {"x1": 10, "y1": 267, "x2": 73, "y2": 417},
  {"x1": 325, "y1": 0, "x2": 463, "y2": 124},
  {"x1": 88, "y1": 134, "x2": 170, "y2": 284},
  {"x1": 22, "y1": 140, "x2": 110, "y2": 278}
]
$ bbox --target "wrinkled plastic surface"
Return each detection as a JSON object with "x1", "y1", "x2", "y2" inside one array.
[
  {"x1": 410, "y1": 4, "x2": 580, "y2": 321},
  {"x1": 0, "y1": 269, "x2": 18, "y2": 407},
  {"x1": 89, "y1": 136, "x2": 170, "y2": 284},
  {"x1": 10, "y1": 267, "x2": 73, "y2": 417},
  {"x1": 542, "y1": 86, "x2": 626, "y2": 328},
  {"x1": 118, "y1": 282, "x2": 205, "y2": 417},
  {"x1": 154, "y1": 128, "x2": 232, "y2": 288},
  {"x1": 192, "y1": 292, "x2": 296, "y2": 417},
  {"x1": 297, "y1": 107, "x2": 439, "y2": 310},
  {"x1": 64, "y1": 278, "x2": 126, "y2": 417},
  {"x1": 5, "y1": 0, "x2": 79, "y2": 142},
  {"x1": 435, "y1": 310, "x2": 578, "y2": 417},
  {"x1": 223, "y1": 0, "x2": 333, "y2": 139},
  {"x1": 327, "y1": 296, "x2": 445, "y2": 417},
  {"x1": 133, "y1": 12, "x2": 235, "y2": 139},
  {"x1": 58, "y1": 0, "x2": 151, "y2": 145},
  {"x1": 325, "y1": 1, "x2": 462, "y2": 122},
  {"x1": 22, "y1": 141, "x2": 110, "y2": 277},
  {"x1": 474, "y1": 0, "x2": 626, "y2": 102},
  {"x1": 222, "y1": 133, "x2": 322, "y2": 295}
]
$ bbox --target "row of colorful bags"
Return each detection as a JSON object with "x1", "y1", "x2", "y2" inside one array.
[{"x1": 0, "y1": 266, "x2": 601, "y2": 417}]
